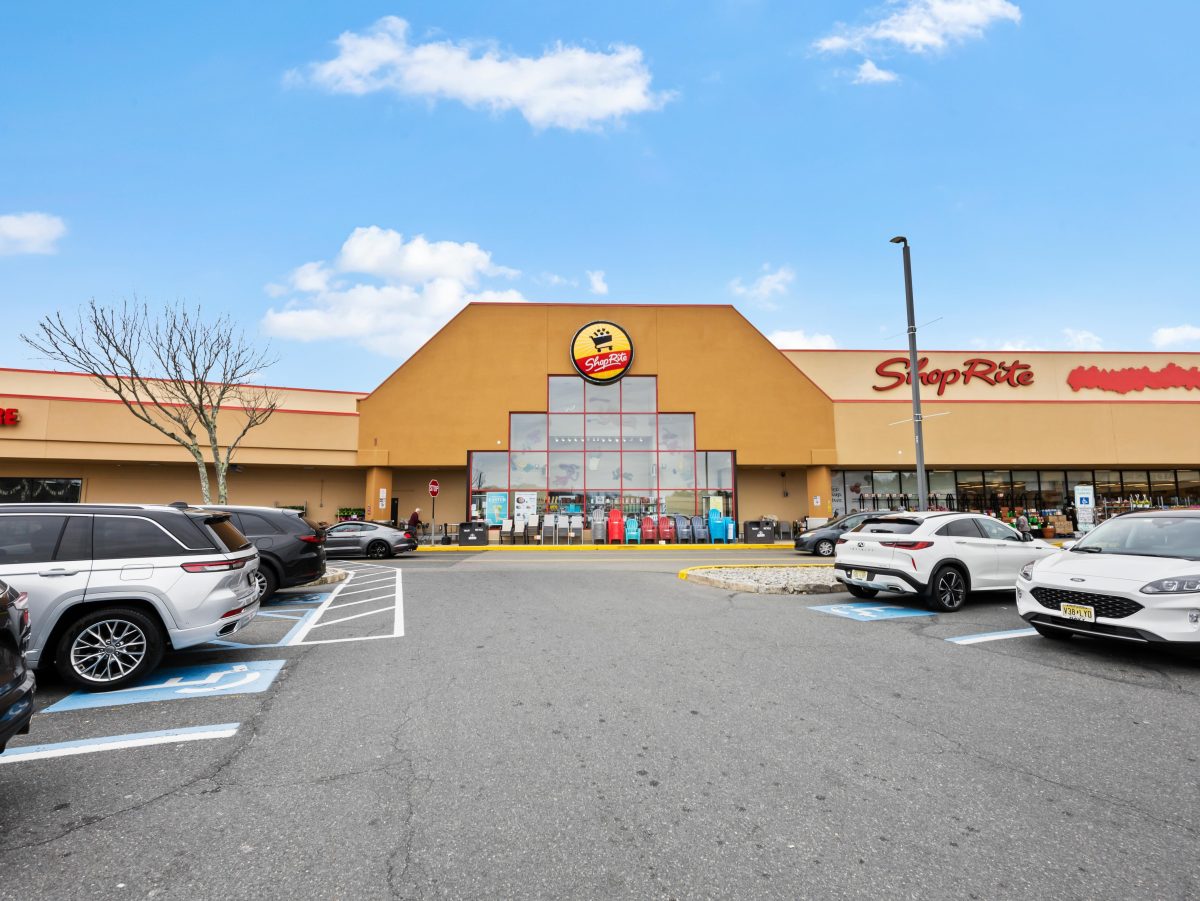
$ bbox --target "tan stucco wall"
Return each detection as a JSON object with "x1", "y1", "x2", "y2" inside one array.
[
  {"x1": 358, "y1": 303, "x2": 837, "y2": 469},
  {"x1": 735, "y1": 467, "x2": 810, "y2": 524},
  {"x1": 0, "y1": 459, "x2": 363, "y2": 520}
]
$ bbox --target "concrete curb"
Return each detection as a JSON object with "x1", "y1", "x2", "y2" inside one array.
[
  {"x1": 679, "y1": 565, "x2": 842, "y2": 595},
  {"x1": 297, "y1": 568, "x2": 350, "y2": 588}
]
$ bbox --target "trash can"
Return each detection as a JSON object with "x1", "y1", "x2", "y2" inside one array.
[
  {"x1": 458, "y1": 522, "x2": 489, "y2": 546},
  {"x1": 743, "y1": 521, "x2": 772, "y2": 542}
]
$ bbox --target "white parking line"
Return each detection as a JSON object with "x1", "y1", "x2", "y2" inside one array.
[
  {"x1": 309, "y1": 607, "x2": 393, "y2": 629},
  {"x1": 393, "y1": 569, "x2": 404, "y2": 637},
  {"x1": 334, "y1": 584, "x2": 394, "y2": 599},
  {"x1": 947, "y1": 628, "x2": 1038, "y2": 645},
  {"x1": 287, "y1": 571, "x2": 355, "y2": 645},
  {"x1": 0, "y1": 723, "x2": 240, "y2": 764},
  {"x1": 328, "y1": 595, "x2": 392, "y2": 610}
]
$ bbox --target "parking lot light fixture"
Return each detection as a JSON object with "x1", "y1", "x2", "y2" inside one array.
[{"x1": 890, "y1": 236, "x2": 929, "y2": 512}]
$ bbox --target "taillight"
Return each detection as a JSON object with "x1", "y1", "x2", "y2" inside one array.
[
  {"x1": 880, "y1": 541, "x2": 934, "y2": 550},
  {"x1": 181, "y1": 558, "x2": 248, "y2": 573},
  {"x1": 836, "y1": 538, "x2": 847, "y2": 545},
  {"x1": 220, "y1": 603, "x2": 251, "y2": 619},
  {"x1": 299, "y1": 534, "x2": 324, "y2": 545},
  {"x1": 13, "y1": 592, "x2": 29, "y2": 630},
  {"x1": 404, "y1": 532, "x2": 414, "y2": 540}
]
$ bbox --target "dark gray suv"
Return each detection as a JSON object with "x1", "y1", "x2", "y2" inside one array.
[{"x1": 202, "y1": 506, "x2": 326, "y2": 601}]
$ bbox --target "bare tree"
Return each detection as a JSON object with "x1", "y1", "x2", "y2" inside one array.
[{"x1": 22, "y1": 299, "x2": 280, "y2": 503}]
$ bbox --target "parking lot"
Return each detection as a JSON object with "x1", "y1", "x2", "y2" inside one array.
[{"x1": 1, "y1": 550, "x2": 1197, "y2": 899}]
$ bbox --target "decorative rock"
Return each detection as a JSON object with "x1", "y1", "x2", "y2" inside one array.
[{"x1": 683, "y1": 566, "x2": 841, "y2": 595}]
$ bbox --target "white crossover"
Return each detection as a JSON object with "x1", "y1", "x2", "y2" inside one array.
[
  {"x1": 1017, "y1": 511, "x2": 1200, "y2": 644},
  {"x1": 834, "y1": 511, "x2": 1058, "y2": 611}
]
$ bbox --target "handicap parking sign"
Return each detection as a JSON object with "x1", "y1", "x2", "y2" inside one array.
[
  {"x1": 809, "y1": 602, "x2": 935, "y2": 621},
  {"x1": 47, "y1": 660, "x2": 286, "y2": 712}
]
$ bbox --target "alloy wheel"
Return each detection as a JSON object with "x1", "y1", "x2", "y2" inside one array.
[
  {"x1": 936, "y1": 570, "x2": 966, "y2": 610},
  {"x1": 816, "y1": 539, "x2": 835, "y2": 557},
  {"x1": 252, "y1": 569, "x2": 268, "y2": 599},
  {"x1": 366, "y1": 541, "x2": 388, "y2": 559},
  {"x1": 70, "y1": 618, "x2": 148, "y2": 684}
]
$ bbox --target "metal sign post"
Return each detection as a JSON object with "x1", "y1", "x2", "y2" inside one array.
[{"x1": 428, "y1": 479, "x2": 440, "y2": 545}]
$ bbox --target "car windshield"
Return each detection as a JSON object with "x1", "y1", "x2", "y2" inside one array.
[{"x1": 1073, "y1": 516, "x2": 1200, "y2": 560}]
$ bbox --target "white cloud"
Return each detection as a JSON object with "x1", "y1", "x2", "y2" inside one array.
[
  {"x1": 729, "y1": 264, "x2": 795, "y2": 307},
  {"x1": 289, "y1": 16, "x2": 673, "y2": 131},
  {"x1": 1062, "y1": 328, "x2": 1104, "y2": 351},
  {"x1": 1152, "y1": 324, "x2": 1200, "y2": 348},
  {"x1": 262, "y1": 227, "x2": 525, "y2": 359},
  {"x1": 538, "y1": 272, "x2": 577, "y2": 288},
  {"x1": 0, "y1": 212, "x2": 67, "y2": 255},
  {"x1": 586, "y1": 270, "x2": 609, "y2": 295},
  {"x1": 853, "y1": 59, "x2": 899, "y2": 83},
  {"x1": 768, "y1": 329, "x2": 838, "y2": 350},
  {"x1": 816, "y1": 0, "x2": 1021, "y2": 55}
]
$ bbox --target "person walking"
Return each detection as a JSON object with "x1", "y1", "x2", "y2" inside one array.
[
  {"x1": 408, "y1": 507, "x2": 422, "y2": 536},
  {"x1": 1015, "y1": 511, "x2": 1032, "y2": 541}
]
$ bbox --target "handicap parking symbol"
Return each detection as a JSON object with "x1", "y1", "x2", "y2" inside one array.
[
  {"x1": 809, "y1": 602, "x2": 935, "y2": 621},
  {"x1": 46, "y1": 660, "x2": 286, "y2": 712}
]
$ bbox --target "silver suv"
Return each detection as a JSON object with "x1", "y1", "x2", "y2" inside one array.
[{"x1": 0, "y1": 504, "x2": 260, "y2": 690}]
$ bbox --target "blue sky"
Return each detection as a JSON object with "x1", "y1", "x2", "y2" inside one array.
[{"x1": 2, "y1": 1, "x2": 1198, "y2": 391}]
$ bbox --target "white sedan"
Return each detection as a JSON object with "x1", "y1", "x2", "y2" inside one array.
[{"x1": 1018, "y1": 511, "x2": 1200, "y2": 644}]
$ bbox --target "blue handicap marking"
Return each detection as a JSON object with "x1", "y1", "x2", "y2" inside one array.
[
  {"x1": 809, "y1": 602, "x2": 936, "y2": 621},
  {"x1": 263, "y1": 592, "x2": 325, "y2": 606},
  {"x1": 46, "y1": 660, "x2": 286, "y2": 713}
]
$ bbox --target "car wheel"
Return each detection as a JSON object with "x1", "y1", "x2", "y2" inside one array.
[
  {"x1": 366, "y1": 540, "x2": 392, "y2": 559},
  {"x1": 252, "y1": 566, "x2": 279, "y2": 602},
  {"x1": 846, "y1": 584, "x2": 878, "y2": 599},
  {"x1": 927, "y1": 565, "x2": 968, "y2": 612},
  {"x1": 1032, "y1": 623, "x2": 1074, "y2": 641},
  {"x1": 55, "y1": 607, "x2": 165, "y2": 691},
  {"x1": 815, "y1": 539, "x2": 835, "y2": 557}
]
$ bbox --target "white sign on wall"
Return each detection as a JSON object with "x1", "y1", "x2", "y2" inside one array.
[{"x1": 378, "y1": 488, "x2": 387, "y2": 509}]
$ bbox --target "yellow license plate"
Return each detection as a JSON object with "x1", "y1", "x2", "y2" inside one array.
[
  {"x1": 851, "y1": 569, "x2": 868, "y2": 581},
  {"x1": 1060, "y1": 603, "x2": 1095, "y2": 623}
]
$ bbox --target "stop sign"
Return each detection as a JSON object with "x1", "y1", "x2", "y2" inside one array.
[{"x1": 428, "y1": 479, "x2": 440, "y2": 497}]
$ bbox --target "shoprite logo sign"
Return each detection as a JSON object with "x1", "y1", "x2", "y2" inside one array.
[
  {"x1": 873, "y1": 356, "x2": 1034, "y2": 396},
  {"x1": 570, "y1": 321, "x2": 634, "y2": 384}
]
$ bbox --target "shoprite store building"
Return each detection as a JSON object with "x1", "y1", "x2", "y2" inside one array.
[{"x1": 2, "y1": 302, "x2": 1198, "y2": 532}]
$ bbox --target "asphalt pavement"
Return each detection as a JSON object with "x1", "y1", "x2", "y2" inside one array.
[{"x1": 1, "y1": 549, "x2": 1197, "y2": 900}]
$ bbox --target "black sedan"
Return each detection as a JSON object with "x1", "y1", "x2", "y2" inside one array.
[
  {"x1": 0, "y1": 579, "x2": 35, "y2": 753},
  {"x1": 794, "y1": 512, "x2": 873, "y2": 557}
]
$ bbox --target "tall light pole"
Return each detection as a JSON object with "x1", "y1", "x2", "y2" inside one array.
[{"x1": 890, "y1": 236, "x2": 928, "y2": 511}]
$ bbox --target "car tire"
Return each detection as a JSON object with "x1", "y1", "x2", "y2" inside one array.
[
  {"x1": 927, "y1": 565, "x2": 969, "y2": 612},
  {"x1": 815, "y1": 539, "x2": 835, "y2": 557},
  {"x1": 55, "y1": 607, "x2": 165, "y2": 691},
  {"x1": 846, "y1": 584, "x2": 878, "y2": 599},
  {"x1": 366, "y1": 540, "x2": 392, "y2": 559},
  {"x1": 253, "y1": 565, "x2": 280, "y2": 602},
  {"x1": 1032, "y1": 623, "x2": 1074, "y2": 641}
]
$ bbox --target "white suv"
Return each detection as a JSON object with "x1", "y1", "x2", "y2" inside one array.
[
  {"x1": 834, "y1": 511, "x2": 1059, "y2": 611},
  {"x1": 0, "y1": 504, "x2": 260, "y2": 690},
  {"x1": 1018, "y1": 510, "x2": 1200, "y2": 644}
]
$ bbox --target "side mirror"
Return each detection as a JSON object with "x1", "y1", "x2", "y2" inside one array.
[{"x1": 1061, "y1": 541, "x2": 1076, "y2": 551}]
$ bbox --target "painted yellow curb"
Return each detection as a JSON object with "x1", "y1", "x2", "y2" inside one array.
[
  {"x1": 413, "y1": 543, "x2": 794, "y2": 553},
  {"x1": 678, "y1": 562, "x2": 833, "y2": 580}
]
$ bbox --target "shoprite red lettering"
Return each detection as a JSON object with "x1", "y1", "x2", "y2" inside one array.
[
  {"x1": 576, "y1": 350, "x2": 630, "y2": 375},
  {"x1": 873, "y1": 357, "x2": 1034, "y2": 396},
  {"x1": 0, "y1": 408, "x2": 19, "y2": 426}
]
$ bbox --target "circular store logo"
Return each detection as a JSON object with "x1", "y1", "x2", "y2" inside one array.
[{"x1": 570, "y1": 321, "x2": 634, "y2": 385}]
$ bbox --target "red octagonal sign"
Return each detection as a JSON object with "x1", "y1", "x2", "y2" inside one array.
[{"x1": 428, "y1": 479, "x2": 440, "y2": 497}]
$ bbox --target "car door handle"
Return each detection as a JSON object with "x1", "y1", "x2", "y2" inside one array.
[{"x1": 39, "y1": 568, "x2": 80, "y2": 577}]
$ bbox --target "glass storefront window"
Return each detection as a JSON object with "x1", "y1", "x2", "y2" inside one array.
[
  {"x1": 703, "y1": 490, "x2": 734, "y2": 517},
  {"x1": 1095, "y1": 470, "x2": 1122, "y2": 501},
  {"x1": 872, "y1": 471, "x2": 901, "y2": 507},
  {"x1": 585, "y1": 414, "x2": 620, "y2": 449},
  {"x1": 1037, "y1": 471, "x2": 1064, "y2": 510},
  {"x1": 843, "y1": 472, "x2": 873, "y2": 511},
  {"x1": 658, "y1": 414, "x2": 695, "y2": 451},
  {"x1": 549, "y1": 414, "x2": 584, "y2": 449},
  {"x1": 548, "y1": 453, "x2": 584, "y2": 490},
  {"x1": 585, "y1": 381, "x2": 620, "y2": 413},
  {"x1": 470, "y1": 452, "x2": 508, "y2": 491},
  {"x1": 900, "y1": 471, "x2": 918, "y2": 502},
  {"x1": 510, "y1": 414, "x2": 546, "y2": 451},
  {"x1": 928, "y1": 471, "x2": 956, "y2": 508},
  {"x1": 1066, "y1": 471, "x2": 1093, "y2": 499},
  {"x1": 621, "y1": 453, "x2": 656, "y2": 489},
  {"x1": 1122, "y1": 470, "x2": 1150, "y2": 499},
  {"x1": 548, "y1": 377, "x2": 583, "y2": 412},
  {"x1": 956, "y1": 471, "x2": 984, "y2": 510},
  {"x1": 510, "y1": 453, "x2": 548, "y2": 490},
  {"x1": 585, "y1": 452, "x2": 621, "y2": 489},
  {"x1": 700, "y1": 451, "x2": 734, "y2": 489},
  {"x1": 984, "y1": 471, "x2": 1012, "y2": 508},
  {"x1": 1150, "y1": 470, "x2": 1177, "y2": 502},
  {"x1": 1178, "y1": 470, "x2": 1200, "y2": 503},
  {"x1": 621, "y1": 414, "x2": 656, "y2": 450},
  {"x1": 0, "y1": 478, "x2": 82, "y2": 503},
  {"x1": 659, "y1": 452, "x2": 696, "y2": 488},
  {"x1": 660, "y1": 490, "x2": 697, "y2": 516},
  {"x1": 1011, "y1": 471, "x2": 1038, "y2": 506},
  {"x1": 621, "y1": 377, "x2": 656, "y2": 412}
]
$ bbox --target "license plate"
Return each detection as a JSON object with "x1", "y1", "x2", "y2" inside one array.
[
  {"x1": 1060, "y1": 603, "x2": 1095, "y2": 623},
  {"x1": 851, "y1": 569, "x2": 868, "y2": 581}
]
